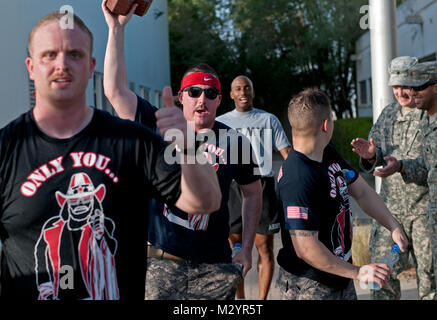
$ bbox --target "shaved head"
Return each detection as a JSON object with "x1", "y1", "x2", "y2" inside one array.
[
  {"x1": 231, "y1": 75, "x2": 253, "y2": 88},
  {"x1": 230, "y1": 75, "x2": 254, "y2": 112}
]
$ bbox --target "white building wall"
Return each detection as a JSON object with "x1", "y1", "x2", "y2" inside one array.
[
  {"x1": 354, "y1": 0, "x2": 437, "y2": 118},
  {"x1": 0, "y1": 0, "x2": 170, "y2": 128}
]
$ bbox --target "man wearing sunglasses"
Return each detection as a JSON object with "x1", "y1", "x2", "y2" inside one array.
[
  {"x1": 351, "y1": 56, "x2": 434, "y2": 300},
  {"x1": 374, "y1": 61, "x2": 437, "y2": 293},
  {"x1": 217, "y1": 76, "x2": 291, "y2": 300},
  {"x1": 102, "y1": 3, "x2": 262, "y2": 300}
]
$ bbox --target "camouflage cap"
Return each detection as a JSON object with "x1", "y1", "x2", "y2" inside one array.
[
  {"x1": 387, "y1": 56, "x2": 418, "y2": 86},
  {"x1": 406, "y1": 61, "x2": 437, "y2": 87}
]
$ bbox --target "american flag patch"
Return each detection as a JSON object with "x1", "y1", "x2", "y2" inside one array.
[{"x1": 287, "y1": 206, "x2": 309, "y2": 220}]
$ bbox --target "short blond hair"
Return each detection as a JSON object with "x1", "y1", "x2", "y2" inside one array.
[
  {"x1": 28, "y1": 11, "x2": 93, "y2": 56},
  {"x1": 288, "y1": 88, "x2": 332, "y2": 137}
]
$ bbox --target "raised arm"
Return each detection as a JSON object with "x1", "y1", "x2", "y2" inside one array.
[{"x1": 102, "y1": 0, "x2": 138, "y2": 120}]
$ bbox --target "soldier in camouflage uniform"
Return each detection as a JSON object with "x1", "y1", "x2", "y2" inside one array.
[
  {"x1": 376, "y1": 61, "x2": 437, "y2": 296},
  {"x1": 351, "y1": 56, "x2": 435, "y2": 300}
]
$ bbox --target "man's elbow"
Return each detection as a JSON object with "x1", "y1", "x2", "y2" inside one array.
[
  {"x1": 103, "y1": 84, "x2": 119, "y2": 103},
  {"x1": 294, "y1": 246, "x2": 308, "y2": 260},
  {"x1": 292, "y1": 240, "x2": 313, "y2": 261}
]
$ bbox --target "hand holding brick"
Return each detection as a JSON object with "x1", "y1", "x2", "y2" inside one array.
[{"x1": 105, "y1": 0, "x2": 153, "y2": 16}]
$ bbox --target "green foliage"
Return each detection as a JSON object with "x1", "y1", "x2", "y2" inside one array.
[
  {"x1": 167, "y1": 0, "x2": 369, "y2": 120},
  {"x1": 167, "y1": 0, "x2": 236, "y2": 109},
  {"x1": 230, "y1": 0, "x2": 368, "y2": 118},
  {"x1": 331, "y1": 117, "x2": 373, "y2": 171}
]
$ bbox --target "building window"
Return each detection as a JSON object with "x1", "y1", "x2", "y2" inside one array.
[
  {"x1": 139, "y1": 85, "x2": 150, "y2": 101},
  {"x1": 368, "y1": 78, "x2": 372, "y2": 104},
  {"x1": 155, "y1": 90, "x2": 163, "y2": 108},
  {"x1": 29, "y1": 79, "x2": 36, "y2": 108},
  {"x1": 94, "y1": 72, "x2": 115, "y2": 116},
  {"x1": 359, "y1": 80, "x2": 368, "y2": 106}
]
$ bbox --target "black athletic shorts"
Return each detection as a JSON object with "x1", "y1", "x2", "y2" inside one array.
[{"x1": 228, "y1": 177, "x2": 280, "y2": 235}]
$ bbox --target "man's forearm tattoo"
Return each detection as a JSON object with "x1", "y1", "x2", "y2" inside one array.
[{"x1": 289, "y1": 230, "x2": 317, "y2": 237}]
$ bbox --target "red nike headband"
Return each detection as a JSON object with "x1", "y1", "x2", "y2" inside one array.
[{"x1": 180, "y1": 72, "x2": 221, "y2": 93}]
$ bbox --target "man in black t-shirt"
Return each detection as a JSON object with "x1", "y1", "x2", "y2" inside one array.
[
  {"x1": 275, "y1": 88, "x2": 408, "y2": 300},
  {"x1": 102, "y1": 1, "x2": 262, "y2": 300},
  {"x1": 0, "y1": 11, "x2": 220, "y2": 300}
]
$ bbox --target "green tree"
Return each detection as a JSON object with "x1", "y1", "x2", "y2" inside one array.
[
  {"x1": 229, "y1": 0, "x2": 368, "y2": 119},
  {"x1": 167, "y1": 0, "x2": 236, "y2": 109},
  {"x1": 168, "y1": 0, "x2": 369, "y2": 120}
]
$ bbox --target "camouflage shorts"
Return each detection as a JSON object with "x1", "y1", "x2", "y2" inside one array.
[
  {"x1": 276, "y1": 267, "x2": 357, "y2": 300},
  {"x1": 145, "y1": 257, "x2": 243, "y2": 300}
]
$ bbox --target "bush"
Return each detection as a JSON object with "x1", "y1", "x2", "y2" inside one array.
[{"x1": 331, "y1": 117, "x2": 373, "y2": 171}]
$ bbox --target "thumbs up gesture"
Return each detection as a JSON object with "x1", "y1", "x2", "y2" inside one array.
[{"x1": 155, "y1": 86, "x2": 194, "y2": 151}]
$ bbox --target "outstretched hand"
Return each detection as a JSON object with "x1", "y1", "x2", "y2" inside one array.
[
  {"x1": 102, "y1": 0, "x2": 137, "y2": 29},
  {"x1": 351, "y1": 138, "x2": 376, "y2": 160},
  {"x1": 373, "y1": 156, "x2": 401, "y2": 178}
]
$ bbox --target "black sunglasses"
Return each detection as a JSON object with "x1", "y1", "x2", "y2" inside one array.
[
  {"x1": 411, "y1": 80, "x2": 437, "y2": 92},
  {"x1": 183, "y1": 86, "x2": 220, "y2": 100}
]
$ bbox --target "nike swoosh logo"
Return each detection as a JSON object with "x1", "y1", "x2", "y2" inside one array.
[{"x1": 204, "y1": 77, "x2": 212, "y2": 81}]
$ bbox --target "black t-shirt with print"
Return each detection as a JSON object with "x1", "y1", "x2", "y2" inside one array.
[
  {"x1": 276, "y1": 143, "x2": 358, "y2": 289},
  {"x1": 0, "y1": 108, "x2": 181, "y2": 299},
  {"x1": 134, "y1": 97, "x2": 260, "y2": 263},
  {"x1": 135, "y1": 96, "x2": 158, "y2": 131},
  {"x1": 150, "y1": 121, "x2": 259, "y2": 263}
]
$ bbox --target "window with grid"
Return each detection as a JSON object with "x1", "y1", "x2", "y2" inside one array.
[
  {"x1": 359, "y1": 80, "x2": 368, "y2": 106},
  {"x1": 139, "y1": 85, "x2": 150, "y2": 101},
  {"x1": 29, "y1": 79, "x2": 36, "y2": 108},
  {"x1": 93, "y1": 72, "x2": 115, "y2": 116}
]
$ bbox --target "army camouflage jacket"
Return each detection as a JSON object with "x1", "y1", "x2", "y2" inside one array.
[
  {"x1": 402, "y1": 114, "x2": 437, "y2": 216},
  {"x1": 360, "y1": 102, "x2": 429, "y2": 217}
]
